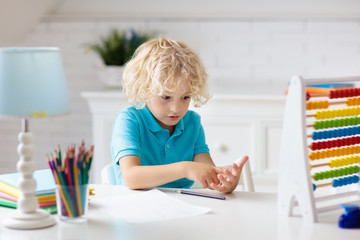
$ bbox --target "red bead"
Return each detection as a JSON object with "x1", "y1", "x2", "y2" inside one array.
[
  {"x1": 329, "y1": 90, "x2": 335, "y2": 99},
  {"x1": 306, "y1": 92, "x2": 311, "y2": 100},
  {"x1": 350, "y1": 88, "x2": 356, "y2": 97},
  {"x1": 342, "y1": 89, "x2": 347, "y2": 98}
]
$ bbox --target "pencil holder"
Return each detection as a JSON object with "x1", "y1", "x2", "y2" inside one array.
[{"x1": 56, "y1": 184, "x2": 89, "y2": 223}]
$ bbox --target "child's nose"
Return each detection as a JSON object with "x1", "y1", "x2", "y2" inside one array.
[{"x1": 170, "y1": 101, "x2": 180, "y2": 112}]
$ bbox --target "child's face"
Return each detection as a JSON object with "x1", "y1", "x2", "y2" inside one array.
[{"x1": 146, "y1": 80, "x2": 191, "y2": 132}]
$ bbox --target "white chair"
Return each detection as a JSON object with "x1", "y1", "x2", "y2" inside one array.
[
  {"x1": 101, "y1": 159, "x2": 255, "y2": 192},
  {"x1": 101, "y1": 163, "x2": 117, "y2": 185},
  {"x1": 239, "y1": 160, "x2": 255, "y2": 192}
]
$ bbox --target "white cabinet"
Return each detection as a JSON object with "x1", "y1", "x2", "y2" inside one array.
[
  {"x1": 82, "y1": 85, "x2": 286, "y2": 191},
  {"x1": 192, "y1": 92, "x2": 285, "y2": 191},
  {"x1": 81, "y1": 91, "x2": 129, "y2": 184}
]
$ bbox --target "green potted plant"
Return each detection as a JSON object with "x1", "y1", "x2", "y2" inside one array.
[{"x1": 86, "y1": 29, "x2": 155, "y2": 88}]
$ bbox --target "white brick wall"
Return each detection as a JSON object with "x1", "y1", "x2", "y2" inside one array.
[{"x1": 1, "y1": 17, "x2": 360, "y2": 174}]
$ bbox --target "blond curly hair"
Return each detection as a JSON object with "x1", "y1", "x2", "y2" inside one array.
[{"x1": 122, "y1": 37, "x2": 210, "y2": 108}]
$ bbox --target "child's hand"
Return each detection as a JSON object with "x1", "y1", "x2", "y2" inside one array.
[
  {"x1": 210, "y1": 155, "x2": 249, "y2": 193},
  {"x1": 186, "y1": 162, "x2": 224, "y2": 189}
]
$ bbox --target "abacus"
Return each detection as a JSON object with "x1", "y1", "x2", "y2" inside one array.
[{"x1": 278, "y1": 75, "x2": 360, "y2": 222}]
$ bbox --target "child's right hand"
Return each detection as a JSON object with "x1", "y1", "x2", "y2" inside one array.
[
  {"x1": 185, "y1": 162, "x2": 224, "y2": 189},
  {"x1": 210, "y1": 155, "x2": 249, "y2": 193}
]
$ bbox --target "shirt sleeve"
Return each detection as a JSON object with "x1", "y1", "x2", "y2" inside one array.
[{"x1": 110, "y1": 111, "x2": 142, "y2": 165}]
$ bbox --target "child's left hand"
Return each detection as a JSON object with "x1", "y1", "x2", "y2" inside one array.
[{"x1": 210, "y1": 155, "x2": 249, "y2": 193}]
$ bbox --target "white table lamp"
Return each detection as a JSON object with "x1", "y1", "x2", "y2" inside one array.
[{"x1": 0, "y1": 47, "x2": 70, "y2": 229}]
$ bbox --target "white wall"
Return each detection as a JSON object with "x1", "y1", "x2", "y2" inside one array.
[
  {"x1": 1, "y1": 1, "x2": 360, "y2": 174},
  {"x1": 56, "y1": 0, "x2": 360, "y2": 18},
  {"x1": 0, "y1": 0, "x2": 61, "y2": 46}
]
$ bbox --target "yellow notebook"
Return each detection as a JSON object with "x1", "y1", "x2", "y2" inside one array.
[{"x1": 0, "y1": 169, "x2": 55, "y2": 199}]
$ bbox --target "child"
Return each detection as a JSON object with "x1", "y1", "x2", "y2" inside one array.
[{"x1": 110, "y1": 37, "x2": 248, "y2": 193}]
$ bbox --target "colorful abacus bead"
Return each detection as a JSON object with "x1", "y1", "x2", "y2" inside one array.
[
  {"x1": 313, "y1": 117, "x2": 360, "y2": 130},
  {"x1": 306, "y1": 92, "x2": 311, "y2": 100},
  {"x1": 332, "y1": 175, "x2": 359, "y2": 188},
  {"x1": 315, "y1": 107, "x2": 360, "y2": 120},
  {"x1": 329, "y1": 156, "x2": 360, "y2": 168},
  {"x1": 313, "y1": 166, "x2": 360, "y2": 180},
  {"x1": 309, "y1": 146, "x2": 360, "y2": 160},
  {"x1": 312, "y1": 126, "x2": 360, "y2": 140},
  {"x1": 346, "y1": 97, "x2": 360, "y2": 106},
  {"x1": 307, "y1": 100, "x2": 330, "y2": 110},
  {"x1": 313, "y1": 175, "x2": 359, "y2": 191},
  {"x1": 310, "y1": 136, "x2": 360, "y2": 150},
  {"x1": 329, "y1": 88, "x2": 360, "y2": 99}
]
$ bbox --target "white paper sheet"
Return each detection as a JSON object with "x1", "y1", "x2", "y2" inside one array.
[{"x1": 89, "y1": 189, "x2": 211, "y2": 224}]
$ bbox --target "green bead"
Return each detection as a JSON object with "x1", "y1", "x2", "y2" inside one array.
[
  {"x1": 335, "y1": 169, "x2": 341, "y2": 177},
  {"x1": 314, "y1": 173, "x2": 319, "y2": 180}
]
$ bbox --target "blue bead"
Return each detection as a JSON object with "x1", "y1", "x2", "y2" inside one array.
[
  {"x1": 353, "y1": 175, "x2": 359, "y2": 184},
  {"x1": 313, "y1": 132, "x2": 319, "y2": 140}
]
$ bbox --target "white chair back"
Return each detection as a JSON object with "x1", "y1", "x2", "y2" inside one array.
[{"x1": 101, "y1": 163, "x2": 117, "y2": 185}]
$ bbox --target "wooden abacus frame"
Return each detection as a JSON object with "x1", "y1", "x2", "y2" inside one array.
[{"x1": 278, "y1": 75, "x2": 360, "y2": 223}]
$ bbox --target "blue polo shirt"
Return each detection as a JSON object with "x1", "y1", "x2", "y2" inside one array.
[{"x1": 110, "y1": 105, "x2": 209, "y2": 188}]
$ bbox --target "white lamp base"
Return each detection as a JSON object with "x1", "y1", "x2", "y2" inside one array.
[
  {"x1": 3, "y1": 118, "x2": 56, "y2": 229},
  {"x1": 3, "y1": 209, "x2": 56, "y2": 229}
]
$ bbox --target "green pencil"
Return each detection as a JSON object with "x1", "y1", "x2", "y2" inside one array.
[
  {"x1": 58, "y1": 145, "x2": 62, "y2": 166},
  {"x1": 0, "y1": 198, "x2": 17, "y2": 208},
  {"x1": 43, "y1": 205, "x2": 57, "y2": 214}
]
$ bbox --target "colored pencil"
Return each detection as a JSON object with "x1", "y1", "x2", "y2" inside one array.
[
  {"x1": 47, "y1": 141, "x2": 93, "y2": 218},
  {"x1": 176, "y1": 190, "x2": 226, "y2": 200}
]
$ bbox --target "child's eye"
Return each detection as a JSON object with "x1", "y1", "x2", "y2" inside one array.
[
  {"x1": 182, "y1": 96, "x2": 191, "y2": 100},
  {"x1": 161, "y1": 96, "x2": 171, "y2": 100}
]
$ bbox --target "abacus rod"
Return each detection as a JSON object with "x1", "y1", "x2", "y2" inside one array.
[
  {"x1": 315, "y1": 182, "x2": 333, "y2": 188},
  {"x1": 307, "y1": 100, "x2": 346, "y2": 107},
  {"x1": 309, "y1": 93, "x2": 329, "y2": 98},
  {"x1": 306, "y1": 114, "x2": 315, "y2": 118},
  {"x1": 331, "y1": 101, "x2": 346, "y2": 105},
  {"x1": 313, "y1": 175, "x2": 359, "y2": 190},
  {"x1": 310, "y1": 162, "x2": 329, "y2": 168},
  {"x1": 306, "y1": 99, "x2": 358, "y2": 111}
]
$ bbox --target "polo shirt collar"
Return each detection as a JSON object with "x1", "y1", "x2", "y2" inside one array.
[
  {"x1": 143, "y1": 106, "x2": 184, "y2": 135},
  {"x1": 143, "y1": 106, "x2": 163, "y2": 132},
  {"x1": 173, "y1": 117, "x2": 184, "y2": 137}
]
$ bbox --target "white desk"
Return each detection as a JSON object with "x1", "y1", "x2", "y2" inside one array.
[{"x1": 0, "y1": 185, "x2": 359, "y2": 240}]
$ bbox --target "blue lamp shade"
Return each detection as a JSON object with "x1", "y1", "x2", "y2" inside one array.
[{"x1": 0, "y1": 47, "x2": 70, "y2": 117}]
